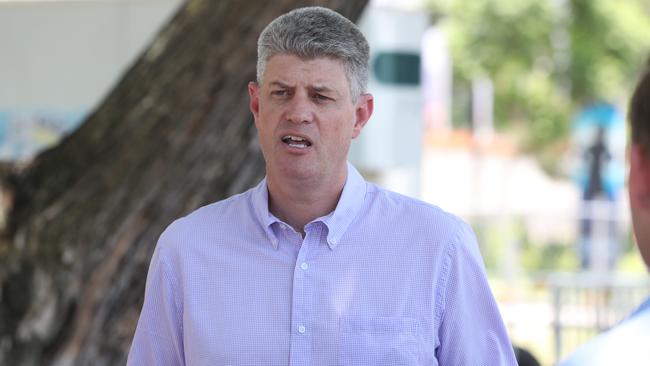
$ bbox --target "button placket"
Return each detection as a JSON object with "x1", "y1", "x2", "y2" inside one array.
[{"x1": 288, "y1": 224, "x2": 321, "y2": 365}]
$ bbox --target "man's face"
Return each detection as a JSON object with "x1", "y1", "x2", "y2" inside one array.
[
  {"x1": 629, "y1": 144, "x2": 650, "y2": 267},
  {"x1": 248, "y1": 54, "x2": 372, "y2": 185}
]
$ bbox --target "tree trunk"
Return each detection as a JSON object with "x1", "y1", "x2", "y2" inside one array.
[{"x1": 0, "y1": 0, "x2": 368, "y2": 364}]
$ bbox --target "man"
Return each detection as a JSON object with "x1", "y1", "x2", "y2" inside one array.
[
  {"x1": 128, "y1": 7, "x2": 516, "y2": 365},
  {"x1": 560, "y1": 59, "x2": 650, "y2": 365}
]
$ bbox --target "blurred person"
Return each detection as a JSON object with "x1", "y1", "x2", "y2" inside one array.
[
  {"x1": 578, "y1": 124, "x2": 620, "y2": 270},
  {"x1": 127, "y1": 6, "x2": 516, "y2": 365},
  {"x1": 560, "y1": 58, "x2": 650, "y2": 365},
  {"x1": 513, "y1": 346, "x2": 541, "y2": 366}
]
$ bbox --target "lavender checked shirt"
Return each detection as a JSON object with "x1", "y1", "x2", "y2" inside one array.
[{"x1": 127, "y1": 163, "x2": 516, "y2": 365}]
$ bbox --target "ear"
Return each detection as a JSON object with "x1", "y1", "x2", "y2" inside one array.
[
  {"x1": 352, "y1": 93, "x2": 374, "y2": 139},
  {"x1": 248, "y1": 81, "x2": 260, "y2": 122},
  {"x1": 630, "y1": 144, "x2": 650, "y2": 210}
]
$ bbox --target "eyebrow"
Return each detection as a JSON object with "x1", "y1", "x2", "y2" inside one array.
[
  {"x1": 269, "y1": 81, "x2": 337, "y2": 93},
  {"x1": 311, "y1": 85, "x2": 337, "y2": 95},
  {"x1": 268, "y1": 81, "x2": 292, "y2": 89}
]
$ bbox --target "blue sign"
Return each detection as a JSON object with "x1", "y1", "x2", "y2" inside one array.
[{"x1": 572, "y1": 102, "x2": 626, "y2": 200}]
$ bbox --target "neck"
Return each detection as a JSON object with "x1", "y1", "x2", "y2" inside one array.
[{"x1": 266, "y1": 169, "x2": 347, "y2": 235}]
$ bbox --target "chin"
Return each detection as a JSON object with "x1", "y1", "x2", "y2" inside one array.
[{"x1": 278, "y1": 163, "x2": 317, "y2": 180}]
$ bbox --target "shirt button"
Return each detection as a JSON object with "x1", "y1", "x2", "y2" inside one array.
[
  {"x1": 300, "y1": 262, "x2": 308, "y2": 270},
  {"x1": 298, "y1": 325, "x2": 306, "y2": 334}
]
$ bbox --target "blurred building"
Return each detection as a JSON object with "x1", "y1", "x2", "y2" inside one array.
[
  {"x1": 0, "y1": 0, "x2": 182, "y2": 161},
  {"x1": 350, "y1": 4, "x2": 429, "y2": 198}
]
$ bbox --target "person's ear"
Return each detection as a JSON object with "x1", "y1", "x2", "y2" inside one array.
[
  {"x1": 630, "y1": 144, "x2": 650, "y2": 209},
  {"x1": 248, "y1": 82, "x2": 260, "y2": 122},
  {"x1": 352, "y1": 93, "x2": 373, "y2": 139}
]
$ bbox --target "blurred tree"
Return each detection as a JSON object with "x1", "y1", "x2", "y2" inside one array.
[
  {"x1": 428, "y1": 0, "x2": 650, "y2": 174},
  {"x1": 569, "y1": 0, "x2": 650, "y2": 102},
  {"x1": 0, "y1": 0, "x2": 368, "y2": 365}
]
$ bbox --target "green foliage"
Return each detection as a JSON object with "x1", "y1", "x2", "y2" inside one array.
[
  {"x1": 427, "y1": 0, "x2": 650, "y2": 173},
  {"x1": 473, "y1": 220, "x2": 511, "y2": 271},
  {"x1": 520, "y1": 241, "x2": 580, "y2": 272},
  {"x1": 617, "y1": 228, "x2": 648, "y2": 273},
  {"x1": 617, "y1": 249, "x2": 648, "y2": 274},
  {"x1": 569, "y1": 0, "x2": 650, "y2": 102},
  {"x1": 474, "y1": 218, "x2": 579, "y2": 274}
]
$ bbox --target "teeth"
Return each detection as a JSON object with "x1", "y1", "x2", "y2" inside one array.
[
  {"x1": 288, "y1": 142, "x2": 308, "y2": 148},
  {"x1": 282, "y1": 135, "x2": 311, "y2": 148},
  {"x1": 284, "y1": 135, "x2": 305, "y2": 142}
]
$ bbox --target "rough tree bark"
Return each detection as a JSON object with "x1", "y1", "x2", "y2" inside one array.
[{"x1": 0, "y1": 0, "x2": 368, "y2": 364}]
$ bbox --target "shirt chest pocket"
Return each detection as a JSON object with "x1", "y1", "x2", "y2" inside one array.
[{"x1": 338, "y1": 316, "x2": 422, "y2": 366}]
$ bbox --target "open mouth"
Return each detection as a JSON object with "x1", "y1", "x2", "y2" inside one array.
[{"x1": 282, "y1": 135, "x2": 312, "y2": 149}]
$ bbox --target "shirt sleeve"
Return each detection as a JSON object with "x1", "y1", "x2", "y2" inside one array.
[
  {"x1": 127, "y1": 230, "x2": 185, "y2": 366},
  {"x1": 435, "y1": 222, "x2": 517, "y2": 365}
]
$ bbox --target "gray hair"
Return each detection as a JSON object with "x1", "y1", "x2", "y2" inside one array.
[{"x1": 256, "y1": 6, "x2": 369, "y2": 101}]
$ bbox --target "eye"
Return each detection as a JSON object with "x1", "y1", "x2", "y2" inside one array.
[
  {"x1": 271, "y1": 89, "x2": 289, "y2": 98},
  {"x1": 313, "y1": 93, "x2": 331, "y2": 101}
]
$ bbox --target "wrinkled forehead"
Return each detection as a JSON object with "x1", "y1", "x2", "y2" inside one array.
[
  {"x1": 264, "y1": 53, "x2": 355, "y2": 97},
  {"x1": 263, "y1": 52, "x2": 347, "y2": 74},
  {"x1": 264, "y1": 54, "x2": 349, "y2": 86}
]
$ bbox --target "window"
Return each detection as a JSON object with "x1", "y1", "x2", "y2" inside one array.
[{"x1": 372, "y1": 52, "x2": 420, "y2": 85}]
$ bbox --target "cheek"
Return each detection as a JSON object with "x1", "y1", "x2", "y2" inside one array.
[
  {"x1": 630, "y1": 194, "x2": 650, "y2": 266},
  {"x1": 632, "y1": 214, "x2": 650, "y2": 265},
  {"x1": 330, "y1": 124, "x2": 355, "y2": 145},
  {"x1": 319, "y1": 108, "x2": 357, "y2": 148},
  {"x1": 334, "y1": 113, "x2": 357, "y2": 136},
  {"x1": 255, "y1": 108, "x2": 278, "y2": 134},
  {"x1": 255, "y1": 123, "x2": 275, "y2": 155}
]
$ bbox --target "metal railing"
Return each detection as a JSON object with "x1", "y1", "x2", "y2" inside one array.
[{"x1": 548, "y1": 272, "x2": 650, "y2": 364}]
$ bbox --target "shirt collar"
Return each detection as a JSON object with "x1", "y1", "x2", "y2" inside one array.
[
  {"x1": 632, "y1": 296, "x2": 650, "y2": 317},
  {"x1": 251, "y1": 162, "x2": 367, "y2": 251},
  {"x1": 319, "y1": 162, "x2": 367, "y2": 250},
  {"x1": 251, "y1": 177, "x2": 281, "y2": 249}
]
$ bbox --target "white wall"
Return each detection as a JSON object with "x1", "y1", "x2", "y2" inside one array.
[
  {"x1": 0, "y1": 0, "x2": 183, "y2": 159},
  {"x1": 1, "y1": 0, "x2": 182, "y2": 109}
]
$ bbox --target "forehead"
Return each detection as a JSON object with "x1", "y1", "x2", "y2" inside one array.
[{"x1": 263, "y1": 54, "x2": 349, "y2": 90}]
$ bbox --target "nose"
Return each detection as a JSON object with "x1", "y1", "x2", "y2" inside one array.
[{"x1": 286, "y1": 93, "x2": 313, "y2": 124}]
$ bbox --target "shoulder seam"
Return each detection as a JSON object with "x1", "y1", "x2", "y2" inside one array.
[{"x1": 434, "y1": 228, "x2": 459, "y2": 340}]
